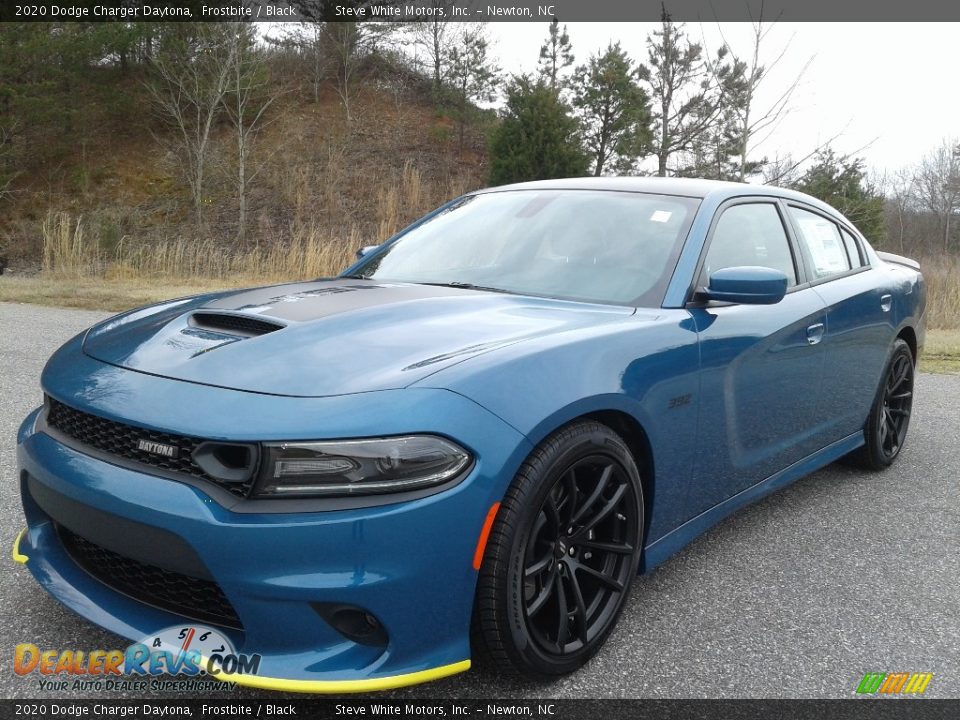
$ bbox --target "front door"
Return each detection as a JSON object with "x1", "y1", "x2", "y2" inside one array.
[{"x1": 686, "y1": 200, "x2": 827, "y2": 518}]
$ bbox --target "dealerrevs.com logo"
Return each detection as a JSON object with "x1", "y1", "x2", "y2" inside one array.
[{"x1": 14, "y1": 625, "x2": 261, "y2": 692}]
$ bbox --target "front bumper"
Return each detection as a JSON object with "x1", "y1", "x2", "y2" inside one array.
[{"x1": 15, "y1": 361, "x2": 530, "y2": 691}]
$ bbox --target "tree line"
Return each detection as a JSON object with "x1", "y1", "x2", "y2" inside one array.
[{"x1": 0, "y1": 17, "x2": 957, "y2": 258}]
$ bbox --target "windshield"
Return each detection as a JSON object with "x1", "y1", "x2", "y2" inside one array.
[{"x1": 351, "y1": 190, "x2": 700, "y2": 306}]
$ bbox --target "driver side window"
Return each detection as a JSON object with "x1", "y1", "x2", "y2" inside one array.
[{"x1": 700, "y1": 203, "x2": 797, "y2": 289}]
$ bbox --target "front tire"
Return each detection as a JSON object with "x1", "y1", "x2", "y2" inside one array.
[
  {"x1": 849, "y1": 338, "x2": 915, "y2": 471},
  {"x1": 471, "y1": 420, "x2": 644, "y2": 678}
]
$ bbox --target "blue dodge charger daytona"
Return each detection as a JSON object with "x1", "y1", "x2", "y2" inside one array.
[{"x1": 15, "y1": 178, "x2": 925, "y2": 691}]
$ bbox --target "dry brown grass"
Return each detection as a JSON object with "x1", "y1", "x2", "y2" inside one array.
[
  {"x1": 0, "y1": 276, "x2": 241, "y2": 312},
  {"x1": 920, "y1": 255, "x2": 960, "y2": 330},
  {"x1": 38, "y1": 212, "x2": 357, "y2": 284},
  {"x1": 109, "y1": 229, "x2": 359, "y2": 282},
  {"x1": 41, "y1": 212, "x2": 96, "y2": 278},
  {"x1": 920, "y1": 328, "x2": 960, "y2": 374}
]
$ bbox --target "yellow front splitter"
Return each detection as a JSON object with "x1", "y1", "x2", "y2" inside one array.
[
  {"x1": 12, "y1": 529, "x2": 28, "y2": 564},
  {"x1": 215, "y1": 658, "x2": 471, "y2": 694},
  {"x1": 12, "y1": 525, "x2": 465, "y2": 693}
]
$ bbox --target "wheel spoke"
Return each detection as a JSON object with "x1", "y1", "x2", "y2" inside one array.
[
  {"x1": 570, "y1": 464, "x2": 612, "y2": 525},
  {"x1": 579, "y1": 539, "x2": 634, "y2": 555},
  {"x1": 555, "y1": 571, "x2": 570, "y2": 648},
  {"x1": 890, "y1": 359, "x2": 910, "y2": 393},
  {"x1": 576, "y1": 561, "x2": 624, "y2": 593},
  {"x1": 525, "y1": 552, "x2": 553, "y2": 579},
  {"x1": 566, "y1": 563, "x2": 589, "y2": 645},
  {"x1": 527, "y1": 567, "x2": 558, "y2": 617},
  {"x1": 882, "y1": 412, "x2": 898, "y2": 453},
  {"x1": 889, "y1": 407, "x2": 910, "y2": 418},
  {"x1": 562, "y1": 470, "x2": 578, "y2": 525},
  {"x1": 889, "y1": 391, "x2": 912, "y2": 402},
  {"x1": 544, "y1": 494, "x2": 561, "y2": 528},
  {"x1": 530, "y1": 510, "x2": 547, "y2": 541},
  {"x1": 578, "y1": 483, "x2": 627, "y2": 535}
]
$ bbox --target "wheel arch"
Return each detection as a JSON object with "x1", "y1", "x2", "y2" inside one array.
[
  {"x1": 579, "y1": 409, "x2": 656, "y2": 560},
  {"x1": 897, "y1": 325, "x2": 918, "y2": 364}
]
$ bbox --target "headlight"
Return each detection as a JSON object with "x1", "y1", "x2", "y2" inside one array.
[{"x1": 254, "y1": 436, "x2": 471, "y2": 498}]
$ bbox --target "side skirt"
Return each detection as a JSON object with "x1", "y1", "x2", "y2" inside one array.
[{"x1": 641, "y1": 431, "x2": 865, "y2": 573}]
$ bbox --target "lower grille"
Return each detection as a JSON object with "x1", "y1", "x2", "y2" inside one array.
[{"x1": 59, "y1": 525, "x2": 243, "y2": 630}]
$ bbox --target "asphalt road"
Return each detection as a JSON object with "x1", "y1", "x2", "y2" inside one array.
[{"x1": 1, "y1": 301, "x2": 958, "y2": 700}]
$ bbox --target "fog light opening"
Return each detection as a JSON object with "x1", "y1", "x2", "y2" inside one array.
[{"x1": 311, "y1": 603, "x2": 388, "y2": 648}]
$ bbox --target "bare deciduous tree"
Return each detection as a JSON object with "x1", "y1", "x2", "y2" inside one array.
[
  {"x1": 913, "y1": 140, "x2": 960, "y2": 252},
  {"x1": 324, "y1": 22, "x2": 364, "y2": 124},
  {"x1": 880, "y1": 168, "x2": 917, "y2": 253},
  {"x1": 712, "y1": 6, "x2": 811, "y2": 181},
  {"x1": 641, "y1": 9, "x2": 730, "y2": 177},
  {"x1": 0, "y1": 120, "x2": 20, "y2": 204},
  {"x1": 323, "y1": 21, "x2": 400, "y2": 125},
  {"x1": 410, "y1": 1, "x2": 459, "y2": 105},
  {"x1": 147, "y1": 26, "x2": 237, "y2": 229},
  {"x1": 222, "y1": 26, "x2": 279, "y2": 243}
]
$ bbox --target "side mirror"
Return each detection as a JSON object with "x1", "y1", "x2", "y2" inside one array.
[
  {"x1": 704, "y1": 266, "x2": 788, "y2": 305},
  {"x1": 355, "y1": 245, "x2": 379, "y2": 260}
]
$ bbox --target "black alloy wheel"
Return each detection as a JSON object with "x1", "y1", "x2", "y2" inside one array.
[
  {"x1": 849, "y1": 338, "x2": 915, "y2": 470},
  {"x1": 522, "y1": 455, "x2": 638, "y2": 655},
  {"x1": 877, "y1": 349, "x2": 914, "y2": 460},
  {"x1": 471, "y1": 421, "x2": 644, "y2": 678}
]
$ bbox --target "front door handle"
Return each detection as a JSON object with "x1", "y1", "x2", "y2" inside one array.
[
  {"x1": 806, "y1": 322, "x2": 825, "y2": 345},
  {"x1": 880, "y1": 294, "x2": 893, "y2": 312}
]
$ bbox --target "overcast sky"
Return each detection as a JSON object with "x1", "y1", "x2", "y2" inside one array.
[{"x1": 488, "y1": 22, "x2": 960, "y2": 178}]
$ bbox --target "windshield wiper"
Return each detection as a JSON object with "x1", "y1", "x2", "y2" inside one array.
[{"x1": 418, "y1": 281, "x2": 515, "y2": 295}]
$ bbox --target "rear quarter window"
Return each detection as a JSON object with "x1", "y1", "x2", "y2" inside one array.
[{"x1": 788, "y1": 207, "x2": 851, "y2": 279}]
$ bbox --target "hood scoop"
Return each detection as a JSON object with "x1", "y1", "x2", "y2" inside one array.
[{"x1": 189, "y1": 312, "x2": 285, "y2": 338}]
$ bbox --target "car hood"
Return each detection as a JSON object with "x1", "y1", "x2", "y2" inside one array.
[{"x1": 82, "y1": 280, "x2": 635, "y2": 397}]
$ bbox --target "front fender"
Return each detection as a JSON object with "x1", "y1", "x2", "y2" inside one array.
[{"x1": 417, "y1": 311, "x2": 701, "y2": 545}]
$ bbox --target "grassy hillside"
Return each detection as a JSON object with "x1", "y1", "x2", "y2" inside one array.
[{"x1": 1, "y1": 55, "x2": 488, "y2": 281}]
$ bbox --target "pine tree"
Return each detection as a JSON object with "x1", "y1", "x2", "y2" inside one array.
[
  {"x1": 536, "y1": 19, "x2": 574, "y2": 90},
  {"x1": 446, "y1": 25, "x2": 500, "y2": 153},
  {"x1": 488, "y1": 75, "x2": 588, "y2": 186},
  {"x1": 793, "y1": 149, "x2": 886, "y2": 242},
  {"x1": 571, "y1": 42, "x2": 651, "y2": 176}
]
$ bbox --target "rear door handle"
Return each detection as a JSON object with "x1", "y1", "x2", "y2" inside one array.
[
  {"x1": 806, "y1": 322, "x2": 825, "y2": 345},
  {"x1": 880, "y1": 294, "x2": 893, "y2": 312}
]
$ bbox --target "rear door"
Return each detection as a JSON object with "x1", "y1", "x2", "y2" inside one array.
[
  {"x1": 785, "y1": 204, "x2": 893, "y2": 439},
  {"x1": 686, "y1": 199, "x2": 828, "y2": 517}
]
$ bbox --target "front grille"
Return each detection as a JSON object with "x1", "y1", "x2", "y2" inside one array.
[
  {"x1": 45, "y1": 398, "x2": 253, "y2": 497},
  {"x1": 59, "y1": 525, "x2": 243, "y2": 630},
  {"x1": 190, "y1": 312, "x2": 284, "y2": 337}
]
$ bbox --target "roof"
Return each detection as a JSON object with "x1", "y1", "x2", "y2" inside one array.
[
  {"x1": 474, "y1": 176, "x2": 845, "y2": 222},
  {"x1": 478, "y1": 176, "x2": 738, "y2": 198}
]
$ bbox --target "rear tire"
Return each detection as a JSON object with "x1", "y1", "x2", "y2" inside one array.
[
  {"x1": 471, "y1": 420, "x2": 644, "y2": 678},
  {"x1": 847, "y1": 338, "x2": 915, "y2": 471}
]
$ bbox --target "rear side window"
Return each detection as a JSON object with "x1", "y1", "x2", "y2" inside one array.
[
  {"x1": 700, "y1": 203, "x2": 797, "y2": 288},
  {"x1": 789, "y1": 207, "x2": 851, "y2": 279},
  {"x1": 840, "y1": 227, "x2": 865, "y2": 268}
]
